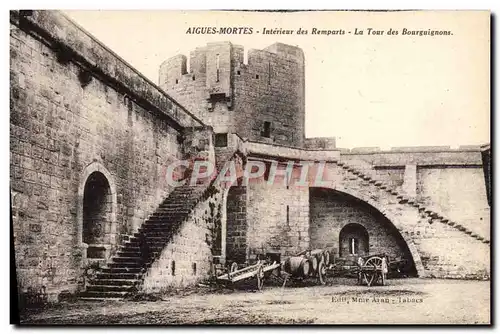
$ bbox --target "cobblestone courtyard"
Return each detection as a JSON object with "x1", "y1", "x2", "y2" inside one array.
[{"x1": 19, "y1": 278, "x2": 490, "y2": 325}]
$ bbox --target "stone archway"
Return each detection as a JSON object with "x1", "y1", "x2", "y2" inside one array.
[
  {"x1": 77, "y1": 162, "x2": 117, "y2": 265},
  {"x1": 310, "y1": 186, "x2": 424, "y2": 277}
]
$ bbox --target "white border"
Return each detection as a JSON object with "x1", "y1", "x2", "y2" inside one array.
[{"x1": 3, "y1": 1, "x2": 498, "y2": 333}]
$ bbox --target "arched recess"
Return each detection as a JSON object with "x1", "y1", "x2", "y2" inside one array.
[
  {"x1": 310, "y1": 186, "x2": 425, "y2": 277},
  {"x1": 77, "y1": 162, "x2": 117, "y2": 265}
]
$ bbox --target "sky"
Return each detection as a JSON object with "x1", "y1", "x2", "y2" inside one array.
[{"x1": 64, "y1": 10, "x2": 490, "y2": 149}]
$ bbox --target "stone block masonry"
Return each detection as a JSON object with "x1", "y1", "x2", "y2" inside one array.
[
  {"x1": 10, "y1": 10, "x2": 202, "y2": 302},
  {"x1": 10, "y1": 10, "x2": 491, "y2": 305}
]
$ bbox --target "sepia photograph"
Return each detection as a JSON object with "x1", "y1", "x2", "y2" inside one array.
[{"x1": 9, "y1": 9, "x2": 491, "y2": 325}]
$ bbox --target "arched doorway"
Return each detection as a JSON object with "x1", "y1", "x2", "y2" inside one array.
[
  {"x1": 339, "y1": 223, "x2": 369, "y2": 258},
  {"x1": 77, "y1": 162, "x2": 118, "y2": 265},
  {"x1": 82, "y1": 171, "x2": 112, "y2": 259}
]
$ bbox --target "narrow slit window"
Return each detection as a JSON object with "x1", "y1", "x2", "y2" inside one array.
[
  {"x1": 268, "y1": 61, "x2": 271, "y2": 85},
  {"x1": 349, "y1": 238, "x2": 358, "y2": 255},
  {"x1": 262, "y1": 121, "x2": 271, "y2": 138},
  {"x1": 216, "y1": 54, "x2": 220, "y2": 83},
  {"x1": 171, "y1": 260, "x2": 176, "y2": 276},
  {"x1": 286, "y1": 205, "x2": 289, "y2": 226}
]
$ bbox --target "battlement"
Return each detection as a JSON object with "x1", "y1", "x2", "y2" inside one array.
[{"x1": 160, "y1": 42, "x2": 306, "y2": 147}]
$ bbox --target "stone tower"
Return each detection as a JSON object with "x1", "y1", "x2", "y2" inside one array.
[{"x1": 159, "y1": 41, "x2": 306, "y2": 147}]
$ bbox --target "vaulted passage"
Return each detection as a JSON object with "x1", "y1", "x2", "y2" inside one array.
[
  {"x1": 83, "y1": 171, "x2": 112, "y2": 259},
  {"x1": 309, "y1": 188, "x2": 417, "y2": 276}
]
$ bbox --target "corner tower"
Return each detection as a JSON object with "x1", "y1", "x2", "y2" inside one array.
[{"x1": 159, "y1": 41, "x2": 305, "y2": 147}]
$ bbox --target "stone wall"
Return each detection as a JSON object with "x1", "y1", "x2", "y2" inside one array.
[
  {"x1": 414, "y1": 214, "x2": 490, "y2": 279},
  {"x1": 246, "y1": 171, "x2": 310, "y2": 258},
  {"x1": 10, "y1": 11, "x2": 199, "y2": 301}
]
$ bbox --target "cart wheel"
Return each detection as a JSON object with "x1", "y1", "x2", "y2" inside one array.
[
  {"x1": 363, "y1": 256, "x2": 383, "y2": 286},
  {"x1": 256, "y1": 265, "x2": 264, "y2": 291},
  {"x1": 317, "y1": 260, "x2": 327, "y2": 285}
]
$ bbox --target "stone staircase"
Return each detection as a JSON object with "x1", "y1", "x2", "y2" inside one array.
[
  {"x1": 79, "y1": 184, "x2": 208, "y2": 300},
  {"x1": 335, "y1": 159, "x2": 490, "y2": 245}
]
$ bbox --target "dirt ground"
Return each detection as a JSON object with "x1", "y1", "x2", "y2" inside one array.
[{"x1": 18, "y1": 278, "x2": 490, "y2": 325}]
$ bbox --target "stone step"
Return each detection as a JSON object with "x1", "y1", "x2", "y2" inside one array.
[
  {"x1": 108, "y1": 261, "x2": 143, "y2": 269},
  {"x1": 86, "y1": 284, "x2": 136, "y2": 293},
  {"x1": 90, "y1": 279, "x2": 138, "y2": 286},
  {"x1": 136, "y1": 241, "x2": 169, "y2": 249},
  {"x1": 148, "y1": 214, "x2": 186, "y2": 220},
  {"x1": 123, "y1": 240, "x2": 141, "y2": 247},
  {"x1": 119, "y1": 244, "x2": 141, "y2": 251},
  {"x1": 112, "y1": 256, "x2": 143, "y2": 263},
  {"x1": 136, "y1": 228, "x2": 175, "y2": 235},
  {"x1": 154, "y1": 209, "x2": 191, "y2": 214},
  {"x1": 117, "y1": 251, "x2": 142, "y2": 258},
  {"x1": 80, "y1": 296, "x2": 124, "y2": 301},
  {"x1": 144, "y1": 220, "x2": 182, "y2": 227},
  {"x1": 158, "y1": 204, "x2": 194, "y2": 210},
  {"x1": 79, "y1": 290, "x2": 130, "y2": 299},
  {"x1": 101, "y1": 267, "x2": 142, "y2": 274},
  {"x1": 96, "y1": 272, "x2": 142, "y2": 280}
]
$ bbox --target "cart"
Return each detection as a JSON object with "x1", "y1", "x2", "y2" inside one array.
[
  {"x1": 356, "y1": 254, "x2": 389, "y2": 287},
  {"x1": 216, "y1": 260, "x2": 281, "y2": 291}
]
